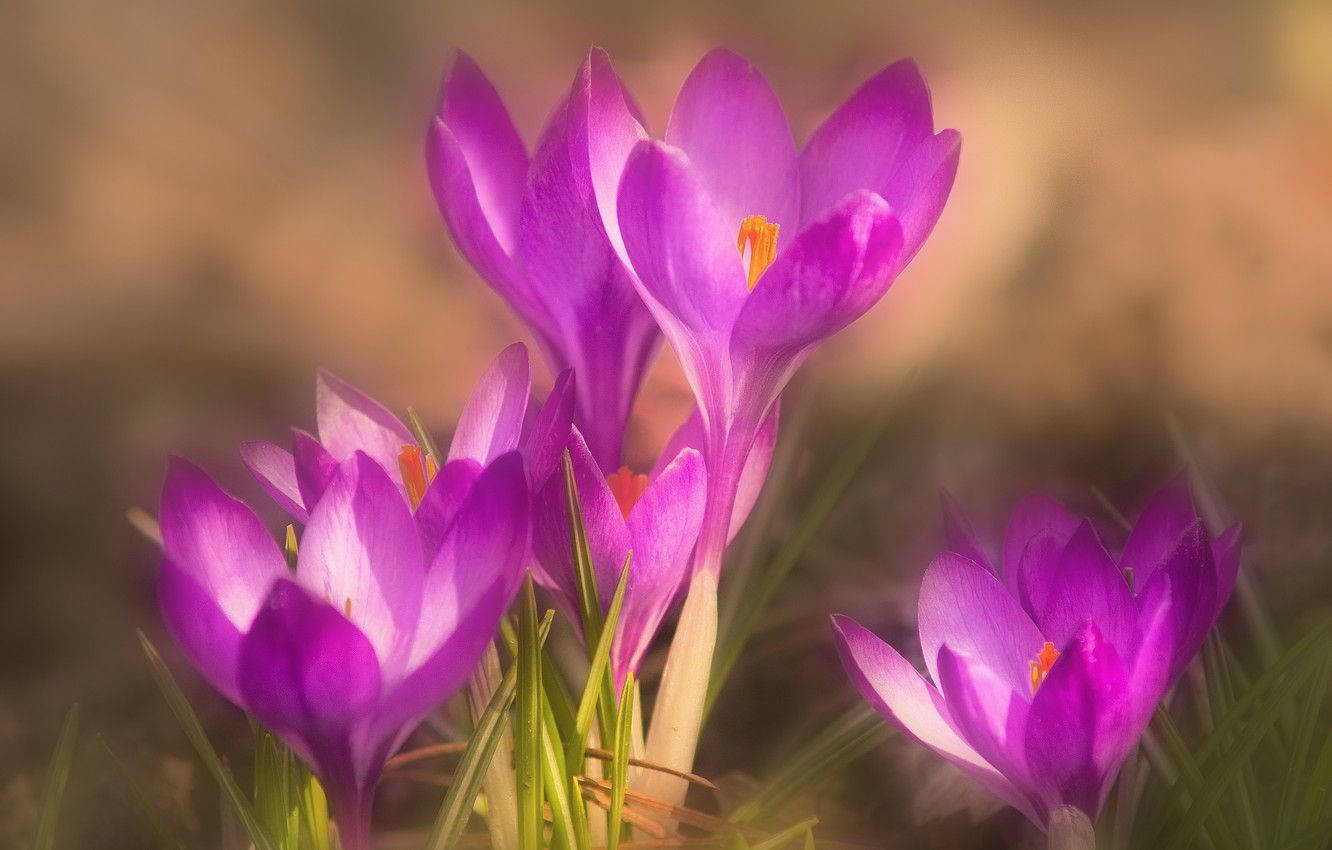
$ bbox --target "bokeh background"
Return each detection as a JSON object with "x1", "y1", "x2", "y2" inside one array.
[{"x1": 4, "y1": 0, "x2": 1332, "y2": 846}]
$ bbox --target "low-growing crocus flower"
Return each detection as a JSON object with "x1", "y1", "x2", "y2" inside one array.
[
  {"x1": 427, "y1": 50, "x2": 660, "y2": 472},
  {"x1": 157, "y1": 448, "x2": 529, "y2": 849},
  {"x1": 531, "y1": 428, "x2": 706, "y2": 690},
  {"x1": 582, "y1": 47, "x2": 961, "y2": 577},
  {"x1": 832, "y1": 476, "x2": 1241, "y2": 828}
]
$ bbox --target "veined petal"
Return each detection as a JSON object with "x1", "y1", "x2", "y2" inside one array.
[
  {"x1": 918, "y1": 552, "x2": 1046, "y2": 696},
  {"x1": 1023, "y1": 622, "x2": 1130, "y2": 821},
  {"x1": 240, "y1": 441, "x2": 308, "y2": 522},
  {"x1": 614, "y1": 447, "x2": 706, "y2": 686},
  {"x1": 1120, "y1": 472, "x2": 1198, "y2": 585},
  {"x1": 315, "y1": 370, "x2": 414, "y2": 481},
  {"x1": 1001, "y1": 493, "x2": 1080, "y2": 591},
  {"x1": 158, "y1": 560, "x2": 248, "y2": 705},
  {"x1": 798, "y1": 59, "x2": 934, "y2": 227},
  {"x1": 238, "y1": 579, "x2": 382, "y2": 742},
  {"x1": 940, "y1": 490, "x2": 994, "y2": 575},
  {"x1": 428, "y1": 50, "x2": 528, "y2": 267},
  {"x1": 1014, "y1": 531, "x2": 1070, "y2": 625},
  {"x1": 292, "y1": 428, "x2": 339, "y2": 510},
  {"x1": 159, "y1": 456, "x2": 287, "y2": 628},
  {"x1": 1128, "y1": 574, "x2": 1175, "y2": 731},
  {"x1": 1154, "y1": 520, "x2": 1218, "y2": 681},
  {"x1": 577, "y1": 47, "x2": 650, "y2": 269},
  {"x1": 296, "y1": 453, "x2": 424, "y2": 678},
  {"x1": 831, "y1": 615, "x2": 1040, "y2": 823},
  {"x1": 879, "y1": 129, "x2": 961, "y2": 263},
  {"x1": 1032, "y1": 521, "x2": 1137, "y2": 655},
  {"x1": 414, "y1": 457, "x2": 483, "y2": 564},
  {"x1": 521, "y1": 368, "x2": 575, "y2": 489},
  {"x1": 447, "y1": 342, "x2": 531, "y2": 466},
  {"x1": 936, "y1": 646, "x2": 1035, "y2": 803},
  {"x1": 665, "y1": 48, "x2": 799, "y2": 231},
  {"x1": 730, "y1": 190, "x2": 904, "y2": 375}
]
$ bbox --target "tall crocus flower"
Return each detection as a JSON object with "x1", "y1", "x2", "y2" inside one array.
[
  {"x1": 578, "y1": 45, "x2": 960, "y2": 800},
  {"x1": 427, "y1": 51, "x2": 660, "y2": 471},
  {"x1": 157, "y1": 449, "x2": 529, "y2": 849},
  {"x1": 832, "y1": 476, "x2": 1241, "y2": 829},
  {"x1": 531, "y1": 428, "x2": 706, "y2": 691}
]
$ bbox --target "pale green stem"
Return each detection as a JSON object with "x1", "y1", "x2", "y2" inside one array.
[{"x1": 1048, "y1": 805, "x2": 1095, "y2": 850}]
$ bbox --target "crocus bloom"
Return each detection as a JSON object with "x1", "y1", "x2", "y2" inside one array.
[
  {"x1": 832, "y1": 476, "x2": 1241, "y2": 827},
  {"x1": 531, "y1": 427, "x2": 705, "y2": 690},
  {"x1": 241, "y1": 342, "x2": 572, "y2": 547},
  {"x1": 583, "y1": 47, "x2": 960, "y2": 576},
  {"x1": 428, "y1": 51, "x2": 660, "y2": 471},
  {"x1": 157, "y1": 448, "x2": 529, "y2": 848}
]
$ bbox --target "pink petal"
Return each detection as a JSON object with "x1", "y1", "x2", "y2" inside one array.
[
  {"x1": 315, "y1": 370, "x2": 413, "y2": 479},
  {"x1": 447, "y1": 341, "x2": 531, "y2": 466},
  {"x1": 240, "y1": 441, "x2": 308, "y2": 522}
]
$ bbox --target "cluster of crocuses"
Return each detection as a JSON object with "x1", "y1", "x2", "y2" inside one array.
[{"x1": 153, "y1": 42, "x2": 1239, "y2": 848}]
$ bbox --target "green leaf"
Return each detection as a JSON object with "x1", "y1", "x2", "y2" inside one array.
[
  {"x1": 749, "y1": 817, "x2": 818, "y2": 850},
  {"x1": 729, "y1": 703, "x2": 888, "y2": 827},
  {"x1": 608, "y1": 672, "x2": 635, "y2": 850},
  {"x1": 406, "y1": 406, "x2": 443, "y2": 463},
  {"x1": 32, "y1": 703, "x2": 79, "y2": 850},
  {"x1": 283, "y1": 525, "x2": 299, "y2": 573},
  {"x1": 572, "y1": 554, "x2": 632, "y2": 757},
  {"x1": 424, "y1": 610, "x2": 553, "y2": 850},
  {"x1": 516, "y1": 577, "x2": 544, "y2": 850},
  {"x1": 539, "y1": 694, "x2": 577, "y2": 850},
  {"x1": 563, "y1": 450, "x2": 604, "y2": 647},
  {"x1": 138, "y1": 631, "x2": 276, "y2": 850}
]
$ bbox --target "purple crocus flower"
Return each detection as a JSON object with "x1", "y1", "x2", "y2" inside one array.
[
  {"x1": 832, "y1": 476, "x2": 1242, "y2": 828},
  {"x1": 582, "y1": 47, "x2": 960, "y2": 576},
  {"x1": 157, "y1": 448, "x2": 529, "y2": 848},
  {"x1": 427, "y1": 50, "x2": 660, "y2": 472},
  {"x1": 531, "y1": 427, "x2": 706, "y2": 690}
]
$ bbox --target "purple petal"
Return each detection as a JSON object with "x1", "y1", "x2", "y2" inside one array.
[
  {"x1": 158, "y1": 560, "x2": 247, "y2": 705},
  {"x1": 1023, "y1": 622, "x2": 1130, "y2": 821},
  {"x1": 1127, "y1": 574, "x2": 1176, "y2": 731},
  {"x1": 881, "y1": 129, "x2": 961, "y2": 263},
  {"x1": 1153, "y1": 520, "x2": 1218, "y2": 680},
  {"x1": 729, "y1": 191, "x2": 904, "y2": 385},
  {"x1": 1120, "y1": 472, "x2": 1198, "y2": 585},
  {"x1": 414, "y1": 457, "x2": 483, "y2": 564},
  {"x1": 616, "y1": 140, "x2": 748, "y2": 422},
  {"x1": 830, "y1": 615, "x2": 1039, "y2": 823},
  {"x1": 614, "y1": 447, "x2": 706, "y2": 686},
  {"x1": 240, "y1": 441, "x2": 308, "y2": 523},
  {"x1": 936, "y1": 646, "x2": 1035, "y2": 802},
  {"x1": 521, "y1": 368, "x2": 575, "y2": 489},
  {"x1": 295, "y1": 453, "x2": 424, "y2": 679},
  {"x1": 427, "y1": 51, "x2": 528, "y2": 291},
  {"x1": 653, "y1": 401, "x2": 779, "y2": 544},
  {"x1": 159, "y1": 456, "x2": 287, "y2": 628},
  {"x1": 1001, "y1": 493, "x2": 1081, "y2": 591},
  {"x1": 238, "y1": 578, "x2": 382, "y2": 743},
  {"x1": 940, "y1": 490, "x2": 994, "y2": 575},
  {"x1": 315, "y1": 370, "x2": 414, "y2": 479},
  {"x1": 1031, "y1": 521, "x2": 1137, "y2": 656},
  {"x1": 918, "y1": 552, "x2": 1046, "y2": 696},
  {"x1": 798, "y1": 59, "x2": 934, "y2": 227},
  {"x1": 577, "y1": 47, "x2": 650, "y2": 269},
  {"x1": 447, "y1": 342, "x2": 531, "y2": 466},
  {"x1": 1014, "y1": 531, "x2": 1067, "y2": 621},
  {"x1": 292, "y1": 428, "x2": 340, "y2": 509},
  {"x1": 665, "y1": 49, "x2": 799, "y2": 231}
]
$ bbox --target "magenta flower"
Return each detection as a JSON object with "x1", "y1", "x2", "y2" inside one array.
[
  {"x1": 832, "y1": 476, "x2": 1242, "y2": 827},
  {"x1": 581, "y1": 48, "x2": 960, "y2": 575},
  {"x1": 531, "y1": 427, "x2": 706, "y2": 690},
  {"x1": 427, "y1": 51, "x2": 659, "y2": 471},
  {"x1": 157, "y1": 449, "x2": 529, "y2": 849}
]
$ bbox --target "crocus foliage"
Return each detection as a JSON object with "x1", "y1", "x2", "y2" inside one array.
[
  {"x1": 428, "y1": 51, "x2": 659, "y2": 473},
  {"x1": 833, "y1": 475, "x2": 1241, "y2": 828},
  {"x1": 158, "y1": 346, "x2": 564, "y2": 848},
  {"x1": 582, "y1": 47, "x2": 961, "y2": 573}
]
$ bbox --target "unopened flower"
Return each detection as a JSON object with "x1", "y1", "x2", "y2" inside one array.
[
  {"x1": 833, "y1": 475, "x2": 1241, "y2": 827},
  {"x1": 427, "y1": 51, "x2": 659, "y2": 472}
]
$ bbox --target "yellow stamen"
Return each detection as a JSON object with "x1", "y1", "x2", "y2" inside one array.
[
  {"x1": 737, "y1": 214, "x2": 779, "y2": 290},
  {"x1": 397, "y1": 444, "x2": 437, "y2": 510},
  {"x1": 607, "y1": 466, "x2": 649, "y2": 519},
  {"x1": 1029, "y1": 641, "x2": 1060, "y2": 694}
]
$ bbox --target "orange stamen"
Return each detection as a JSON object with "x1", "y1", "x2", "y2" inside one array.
[
  {"x1": 343, "y1": 596, "x2": 353, "y2": 619},
  {"x1": 607, "y1": 466, "x2": 649, "y2": 518},
  {"x1": 1029, "y1": 641, "x2": 1060, "y2": 694},
  {"x1": 737, "y1": 214, "x2": 779, "y2": 290},
  {"x1": 397, "y1": 444, "x2": 436, "y2": 510}
]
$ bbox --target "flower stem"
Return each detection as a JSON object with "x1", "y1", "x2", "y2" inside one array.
[{"x1": 1048, "y1": 805, "x2": 1095, "y2": 850}]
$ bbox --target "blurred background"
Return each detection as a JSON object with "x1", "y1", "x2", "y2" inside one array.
[{"x1": 4, "y1": 0, "x2": 1332, "y2": 846}]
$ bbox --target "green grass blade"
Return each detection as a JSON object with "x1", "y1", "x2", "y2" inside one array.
[
  {"x1": 139, "y1": 631, "x2": 275, "y2": 850},
  {"x1": 425, "y1": 610, "x2": 553, "y2": 850},
  {"x1": 563, "y1": 450, "x2": 605, "y2": 648},
  {"x1": 539, "y1": 694, "x2": 577, "y2": 850},
  {"x1": 749, "y1": 816, "x2": 819, "y2": 850},
  {"x1": 406, "y1": 406, "x2": 443, "y2": 463},
  {"x1": 572, "y1": 554, "x2": 632, "y2": 754},
  {"x1": 516, "y1": 577, "x2": 544, "y2": 850},
  {"x1": 32, "y1": 703, "x2": 79, "y2": 850},
  {"x1": 608, "y1": 672, "x2": 635, "y2": 850},
  {"x1": 1276, "y1": 649, "x2": 1331, "y2": 842}
]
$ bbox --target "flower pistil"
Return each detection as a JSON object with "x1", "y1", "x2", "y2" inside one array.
[
  {"x1": 737, "y1": 215, "x2": 779, "y2": 290},
  {"x1": 1029, "y1": 641, "x2": 1060, "y2": 694},
  {"x1": 397, "y1": 444, "x2": 439, "y2": 509}
]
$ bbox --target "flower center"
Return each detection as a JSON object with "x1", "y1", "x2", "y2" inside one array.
[
  {"x1": 607, "y1": 466, "x2": 649, "y2": 518},
  {"x1": 737, "y1": 214, "x2": 779, "y2": 290},
  {"x1": 1029, "y1": 641, "x2": 1060, "y2": 695},
  {"x1": 397, "y1": 444, "x2": 439, "y2": 510}
]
